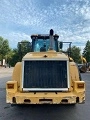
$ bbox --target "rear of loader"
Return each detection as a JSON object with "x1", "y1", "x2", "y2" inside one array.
[{"x1": 6, "y1": 29, "x2": 85, "y2": 105}]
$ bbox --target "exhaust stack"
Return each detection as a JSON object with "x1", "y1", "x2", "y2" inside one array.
[{"x1": 49, "y1": 29, "x2": 54, "y2": 50}]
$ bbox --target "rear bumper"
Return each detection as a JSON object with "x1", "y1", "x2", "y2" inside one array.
[{"x1": 6, "y1": 91, "x2": 85, "y2": 104}]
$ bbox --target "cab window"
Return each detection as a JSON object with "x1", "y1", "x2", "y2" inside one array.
[{"x1": 33, "y1": 39, "x2": 57, "y2": 52}]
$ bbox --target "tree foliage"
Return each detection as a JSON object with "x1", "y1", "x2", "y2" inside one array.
[
  {"x1": 0, "y1": 37, "x2": 32, "y2": 66},
  {"x1": 0, "y1": 36, "x2": 10, "y2": 65},
  {"x1": 82, "y1": 40, "x2": 90, "y2": 62},
  {"x1": 10, "y1": 40, "x2": 32, "y2": 66},
  {"x1": 67, "y1": 46, "x2": 81, "y2": 63},
  {"x1": 9, "y1": 49, "x2": 19, "y2": 66},
  {"x1": 18, "y1": 40, "x2": 32, "y2": 61}
]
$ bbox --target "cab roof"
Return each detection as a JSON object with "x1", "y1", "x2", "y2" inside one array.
[{"x1": 31, "y1": 34, "x2": 59, "y2": 39}]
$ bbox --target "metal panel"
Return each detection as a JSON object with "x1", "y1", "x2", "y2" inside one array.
[{"x1": 23, "y1": 60, "x2": 68, "y2": 90}]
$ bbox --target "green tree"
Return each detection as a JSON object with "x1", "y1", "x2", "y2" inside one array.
[
  {"x1": 0, "y1": 36, "x2": 10, "y2": 65},
  {"x1": 18, "y1": 40, "x2": 32, "y2": 61},
  {"x1": 67, "y1": 46, "x2": 81, "y2": 63},
  {"x1": 5, "y1": 48, "x2": 14, "y2": 66},
  {"x1": 9, "y1": 48, "x2": 19, "y2": 66},
  {"x1": 10, "y1": 40, "x2": 32, "y2": 66},
  {"x1": 82, "y1": 40, "x2": 90, "y2": 62}
]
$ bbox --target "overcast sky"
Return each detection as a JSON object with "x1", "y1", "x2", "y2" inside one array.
[{"x1": 0, "y1": 0, "x2": 90, "y2": 52}]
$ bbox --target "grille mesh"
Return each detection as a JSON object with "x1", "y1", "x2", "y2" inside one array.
[{"x1": 23, "y1": 60, "x2": 67, "y2": 89}]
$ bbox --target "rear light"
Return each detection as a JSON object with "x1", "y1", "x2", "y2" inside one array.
[
  {"x1": 7, "y1": 84, "x2": 14, "y2": 89},
  {"x1": 77, "y1": 83, "x2": 84, "y2": 88}
]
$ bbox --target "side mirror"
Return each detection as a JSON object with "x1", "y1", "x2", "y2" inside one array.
[{"x1": 59, "y1": 42, "x2": 63, "y2": 49}]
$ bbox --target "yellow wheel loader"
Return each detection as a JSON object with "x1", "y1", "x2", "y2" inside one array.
[{"x1": 6, "y1": 29, "x2": 85, "y2": 104}]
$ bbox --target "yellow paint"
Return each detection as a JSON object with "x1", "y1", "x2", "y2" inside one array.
[
  {"x1": 6, "y1": 46, "x2": 85, "y2": 104},
  {"x1": 6, "y1": 81, "x2": 18, "y2": 93},
  {"x1": 23, "y1": 50, "x2": 68, "y2": 60},
  {"x1": 12, "y1": 62, "x2": 22, "y2": 91},
  {"x1": 70, "y1": 62, "x2": 80, "y2": 81},
  {"x1": 6, "y1": 89, "x2": 85, "y2": 104},
  {"x1": 81, "y1": 56, "x2": 87, "y2": 64},
  {"x1": 73, "y1": 81, "x2": 85, "y2": 92}
]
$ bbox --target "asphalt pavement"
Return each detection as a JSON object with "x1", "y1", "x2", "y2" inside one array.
[
  {"x1": 0, "y1": 67, "x2": 13, "y2": 78},
  {"x1": 0, "y1": 68, "x2": 90, "y2": 120}
]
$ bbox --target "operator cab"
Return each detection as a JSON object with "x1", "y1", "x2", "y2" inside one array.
[{"x1": 31, "y1": 34, "x2": 59, "y2": 52}]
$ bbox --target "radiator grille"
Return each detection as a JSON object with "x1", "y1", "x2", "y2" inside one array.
[{"x1": 23, "y1": 60, "x2": 68, "y2": 90}]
